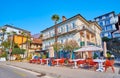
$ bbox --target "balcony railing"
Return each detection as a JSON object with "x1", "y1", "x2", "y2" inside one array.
[{"x1": 42, "y1": 25, "x2": 96, "y2": 40}]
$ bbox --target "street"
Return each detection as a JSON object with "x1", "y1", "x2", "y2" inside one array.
[{"x1": 0, "y1": 63, "x2": 40, "y2": 78}]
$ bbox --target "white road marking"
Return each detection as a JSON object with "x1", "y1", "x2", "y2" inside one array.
[{"x1": 6, "y1": 65, "x2": 40, "y2": 75}]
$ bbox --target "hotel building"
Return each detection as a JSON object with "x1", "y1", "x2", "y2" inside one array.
[{"x1": 41, "y1": 14, "x2": 102, "y2": 51}]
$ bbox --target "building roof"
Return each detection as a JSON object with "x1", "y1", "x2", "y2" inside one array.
[
  {"x1": 41, "y1": 14, "x2": 90, "y2": 33},
  {"x1": 32, "y1": 38, "x2": 42, "y2": 44},
  {"x1": 41, "y1": 14, "x2": 102, "y2": 32},
  {"x1": 94, "y1": 11, "x2": 115, "y2": 19},
  {"x1": 0, "y1": 24, "x2": 30, "y2": 33},
  {"x1": 32, "y1": 33, "x2": 40, "y2": 38}
]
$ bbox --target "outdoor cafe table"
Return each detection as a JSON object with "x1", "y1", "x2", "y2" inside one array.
[
  {"x1": 93, "y1": 59, "x2": 106, "y2": 72},
  {"x1": 44, "y1": 58, "x2": 49, "y2": 66},
  {"x1": 54, "y1": 59, "x2": 62, "y2": 66},
  {"x1": 71, "y1": 59, "x2": 85, "y2": 69}
]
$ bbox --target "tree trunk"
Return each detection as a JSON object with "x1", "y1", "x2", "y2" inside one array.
[
  {"x1": 55, "y1": 21, "x2": 58, "y2": 43},
  {"x1": 21, "y1": 36, "x2": 23, "y2": 49}
]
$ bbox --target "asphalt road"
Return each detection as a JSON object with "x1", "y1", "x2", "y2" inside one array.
[{"x1": 0, "y1": 64, "x2": 40, "y2": 78}]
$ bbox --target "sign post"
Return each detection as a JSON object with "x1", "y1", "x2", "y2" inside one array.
[{"x1": 9, "y1": 48, "x2": 12, "y2": 60}]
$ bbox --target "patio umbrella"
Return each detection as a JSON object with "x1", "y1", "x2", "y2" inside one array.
[
  {"x1": 103, "y1": 41, "x2": 107, "y2": 57},
  {"x1": 74, "y1": 45, "x2": 103, "y2": 52}
]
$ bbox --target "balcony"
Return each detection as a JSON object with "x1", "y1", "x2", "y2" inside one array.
[{"x1": 42, "y1": 25, "x2": 96, "y2": 40}]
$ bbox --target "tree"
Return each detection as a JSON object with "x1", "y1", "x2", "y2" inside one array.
[
  {"x1": 1, "y1": 40, "x2": 19, "y2": 50},
  {"x1": 51, "y1": 14, "x2": 60, "y2": 24},
  {"x1": 102, "y1": 37, "x2": 110, "y2": 42},
  {"x1": 52, "y1": 42, "x2": 63, "y2": 58},
  {"x1": 25, "y1": 34, "x2": 31, "y2": 58},
  {"x1": 51, "y1": 14, "x2": 60, "y2": 42},
  {"x1": 63, "y1": 39, "x2": 79, "y2": 59},
  {"x1": 1, "y1": 28, "x2": 6, "y2": 50},
  {"x1": 11, "y1": 31, "x2": 17, "y2": 49},
  {"x1": 20, "y1": 31, "x2": 25, "y2": 49}
]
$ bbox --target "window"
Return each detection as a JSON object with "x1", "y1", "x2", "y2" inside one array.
[
  {"x1": 99, "y1": 21, "x2": 103, "y2": 26},
  {"x1": 61, "y1": 27, "x2": 64, "y2": 32},
  {"x1": 66, "y1": 25, "x2": 69, "y2": 32},
  {"x1": 61, "y1": 39, "x2": 63, "y2": 43},
  {"x1": 72, "y1": 23, "x2": 76, "y2": 29},
  {"x1": 99, "y1": 17, "x2": 102, "y2": 20},
  {"x1": 105, "y1": 19, "x2": 110, "y2": 25},
  {"x1": 106, "y1": 25, "x2": 112, "y2": 31},
  {"x1": 108, "y1": 32, "x2": 112, "y2": 38},
  {"x1": 114, "y1": 33, "x2": 120, "y2": 38},
  {"x1": 49, "y1": 32, "x2": 51, "y2": 36},
  {"x1": 102, "y1": 27, "x2": 105, "y2": 31},
  {"x1": 106, "y1": 14, "x2": 110, "y2": 18}
]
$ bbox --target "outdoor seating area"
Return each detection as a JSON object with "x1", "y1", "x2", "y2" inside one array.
[
  {"x1": 28, "y1": 45, "x2": 116, "y2": 73},
  {"x1": 29, "y1": 57, "x2": 115, "y2": 73}
]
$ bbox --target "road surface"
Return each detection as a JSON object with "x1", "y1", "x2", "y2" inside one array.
[{"x1": 0, "y1": 63, "x2": 40, "y2": 78}]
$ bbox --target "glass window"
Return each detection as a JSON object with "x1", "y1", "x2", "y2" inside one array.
[
  {"x1": 99, "y1": 21, "x2": 103, "y2": 26},
  {"x1": 61, "y1": 40, "x2": 63, "y2": 43},
  {"x1": 99, "y1": 17, "x2": 102, "y2": 20},
  {"x1": 106, "y1": 14, "x2": 109, "y2": 18},
  {"x1": 106, "y1": 25, "x2": 112, "y2": 31},
  {"x1": 66, "y1": 25, "x2": 69, "y2": 32},
  {"x1": 72, "y1": 23, "x2": 76, "y2": 29},
  {"x1": 102, "y1": 27, "x2": 105, "y2": 31},
  {"x1": 61, "y1": 27, "x2": 63, "y2": 32},
  {"x1": 105, "y1": 19, "x2": 110, "y2": 25},
  {"x1": 108, "y1": 32, "x2": 112, "y2": 38}
]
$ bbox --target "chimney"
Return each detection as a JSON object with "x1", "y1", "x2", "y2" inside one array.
[{"x1": 62, "y1": 16, "x2": 67, "y2": 21}]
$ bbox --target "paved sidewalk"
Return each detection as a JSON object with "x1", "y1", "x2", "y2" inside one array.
[{"x1": 1, "y1": 61, "x2": 120, "y2": 78}]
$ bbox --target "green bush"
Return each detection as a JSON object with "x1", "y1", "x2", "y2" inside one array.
[
  {"x1": 0, "y1": 52, "x2": 7, "y2": 58},
  {"x1": 12, "y1": 48, "x2": 25, "y2": 55}
]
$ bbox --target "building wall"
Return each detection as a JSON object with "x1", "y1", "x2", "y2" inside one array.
[
  {"x1": 0, "y1": 26, "x2": 30, "y2": 48},
  {"x1": 95, "y1": 12, "x2": 118, "y2": 38},
  {"x1": 14, "y1": 35, "x2": 27, "y2": 46},
  {"x1": 42, "y1": 15, "x2": 102, "y2": 50}
]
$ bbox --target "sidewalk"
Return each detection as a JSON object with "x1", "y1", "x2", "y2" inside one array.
[{"x1": 2, "y1": 61, "x2": 120, "y2": 78}]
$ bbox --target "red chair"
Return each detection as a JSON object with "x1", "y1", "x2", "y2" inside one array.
[
  {"x1": 68, "y1": 59, "x2": 74, "y2": 66},
  {"x1": 41, "y1": 59, "x2": 47, "y2": 64},
  {"x1": 32, "y1": 59, "x2": 37, "y2": 63},
  {"x1": 104, "y1": 60, "x2": 115, "y2": 73},
  {"x1": 86, "y1": 59, "x2": 98, "y2": 71},
  {"x1": 36, "y1": 58, "x2": 41, "y2": 64},
  {"x1": 77, "y1": 60, "x2": 86, "y2": 66},
  {"x1": 29, "y1": 59, "x2": 32, "y2": 63},
  {"x1": 59, "y1": 58, "x2": 65, "y2": 65},
  {"x1": 52, "y1": 59, "x2": 57, "y2": 66}
]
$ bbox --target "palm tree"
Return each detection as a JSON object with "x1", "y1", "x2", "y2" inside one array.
[
  {"x1": 11, "y1": 31, "x2": 17, "y2": 49},
  {"x1": 51, "y1": 14, "x2": 60, "y2": 42},
  {"x1": 25, "y1": 33, "x2": 31, "y2": 58},
  {"x1": 21, "y1": 31, "x2": 25, "y2": 49}
]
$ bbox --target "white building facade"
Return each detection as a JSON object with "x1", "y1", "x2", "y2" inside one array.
[
  {"x1": 41, "y1": 14, "x2": 102, "y2": 50},
  {"x1": 94, "y1": 11, "x2": 119, "y2": 38},
  {"x1": 0, "y1": 25, "x2": 30, "y2": 48}
]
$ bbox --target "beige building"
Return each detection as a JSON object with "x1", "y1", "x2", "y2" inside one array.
[
  {"x1": 41, "y1": 14, "x2": 102, "y2": 50},
  {"x1": 20, "y1": 38, "x2": 42, "y2": 57}
]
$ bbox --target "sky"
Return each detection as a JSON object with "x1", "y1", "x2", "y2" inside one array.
[{"x1": 0, "y1": 0, "x2": 120, "y2": 34}]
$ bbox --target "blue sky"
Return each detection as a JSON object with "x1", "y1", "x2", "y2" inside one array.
[{"x1": 0, "y1": 0, "x2": 120, "y2": 34}]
